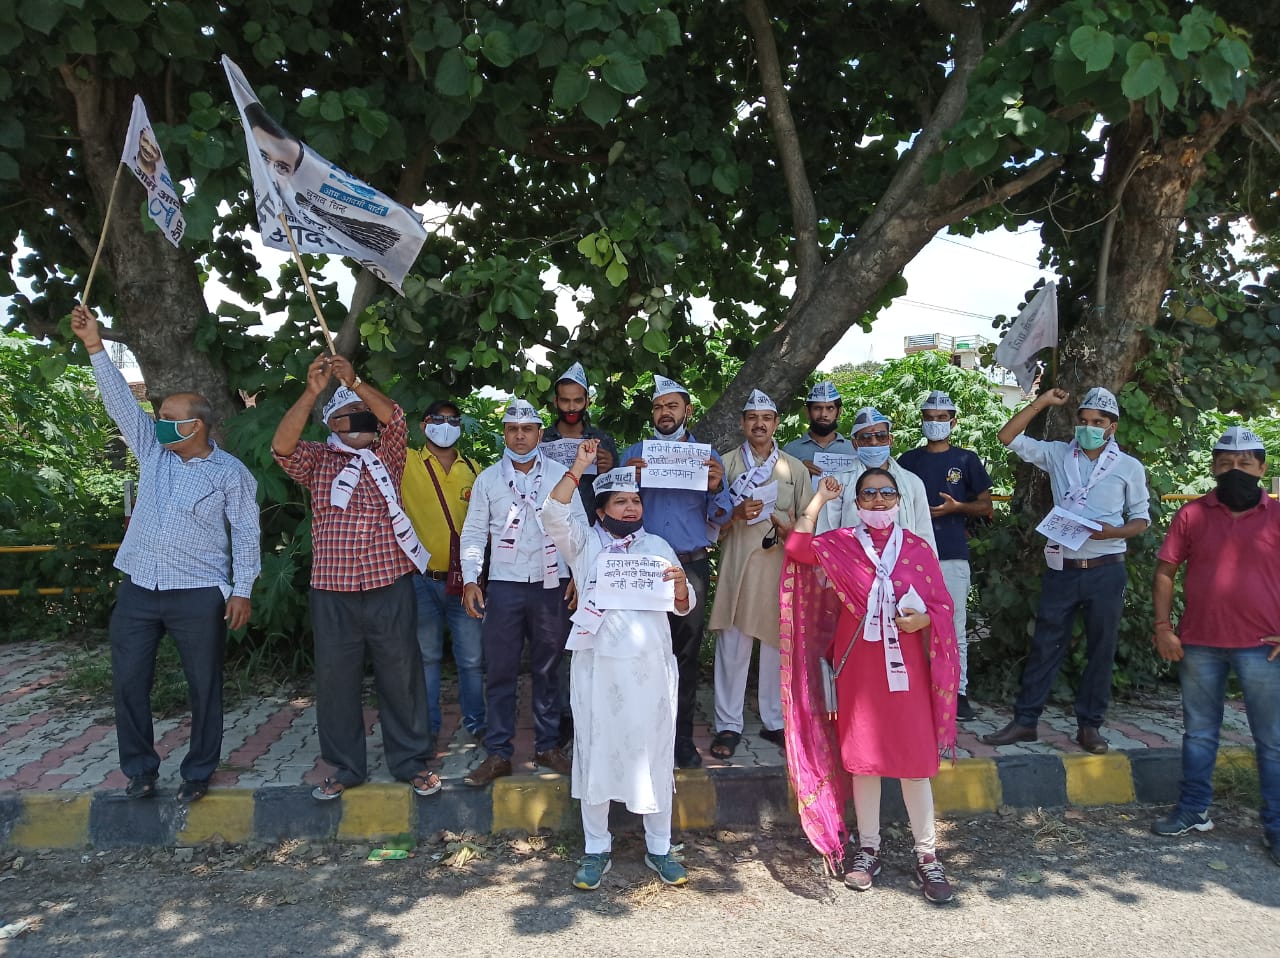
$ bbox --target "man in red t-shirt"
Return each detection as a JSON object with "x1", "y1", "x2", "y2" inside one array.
[{"x1": 1151, "y1": 426, "x2": 1280, "y2": 865}]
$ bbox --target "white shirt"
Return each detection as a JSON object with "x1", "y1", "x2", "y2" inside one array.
[{"x1": 819, "y1": 457, "x2": 938, "y2": 554}]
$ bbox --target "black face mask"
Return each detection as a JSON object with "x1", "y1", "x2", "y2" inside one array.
[
  {"x1": 335, "y1": 411, "x2": 380, "y2": 434},
  {"x1": 599, "y1": 514, "x2": 644, "y2": 538},
  {"x1": 808, "y1": 419, "x2": 838, "y2": 437},
  {"x1": 1216, "y1": 468, "x2": 1263, "y2": 511}
]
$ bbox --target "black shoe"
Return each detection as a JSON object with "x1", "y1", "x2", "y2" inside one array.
[
  {"x1": 956, "y1": 695, "x2": 977, "y2": 721},
  {"x1": 125, "y1": 774, "x2": 158, "y2": 799},
  {"x1": 758, "y1": 726, "x2": 786, "y2": 749},
  {"x1": 176, "y1": 779, "x2": 209, "y2": 803},
  {"x1": 675, "y1": 736, "x2": 702, "y2": 769}
]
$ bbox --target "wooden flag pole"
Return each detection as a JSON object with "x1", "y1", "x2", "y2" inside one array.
[
  {"x1": 277, "y1": 211, "x2": 337, "y2": 354},
  {"x1": 83, "y1": 163, "x2": 125, "y2": 305}
]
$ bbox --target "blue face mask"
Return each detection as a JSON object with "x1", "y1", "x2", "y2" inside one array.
[
  {"x1": 1074, "y1": 425, "x2": 1108, "y2": 451},
  {"x1": 504, "y1": 446, "x2": 539, "y2": 464},
  {"x1": 155, "y1": 418, "x2": 198, "y2": 445},
  {"x1": 856, "y1": 445, "x2": 891, "y2": 468}
]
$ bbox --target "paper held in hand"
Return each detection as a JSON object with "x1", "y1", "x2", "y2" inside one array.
[
  {"x1": 538, "y1": 438, "x2": 598, "y2": 475},
  {"x1": 641, "y1": 440, "x2": 711, "y2": 491},
  {"x1": 1036, "y1": 506, "x2": 1103, "y2": 551},
  {"x1": 812, "y1": 452, "x2": 856, "y2": 473},
  {"x1": 593, "y1": 554, "x2": 676, "y2": 611},
  {"x1": 745, "y1": 480, "x2": 778, "y2": 525}
]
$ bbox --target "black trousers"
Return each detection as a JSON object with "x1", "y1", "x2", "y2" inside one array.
[
  {"x1": 310, "y1": 575, "x2": 432, "y2": 785},
  {"x1": 668, "y1": 556, "x2": 710, "y2": 742},
  {"x1": 109, "y1": 579, "x2": 227, "y2": 782}
]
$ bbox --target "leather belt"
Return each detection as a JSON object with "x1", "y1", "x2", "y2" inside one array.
[
  {"x1": 1061, "y1": 554, "x2": 1125, "y2": 570},
  {"x1": 677, "y1": 548, "x2": 709, "y2": 564},
  {"x1": 422, "y1": 570, "x2": 450, "y2": 581}
]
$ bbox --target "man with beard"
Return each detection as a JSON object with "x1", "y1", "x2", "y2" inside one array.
[
  {"x1": 1150, "y1": 426, "x2": 1280, "y2": 865},
  {"x1": 784, "y1": 380, "x2": 855, "y2": 478},
  {"x1": 542, "y1": 362, "x2": 617, "y2": 521},
  {"x1": 622, "y1": 376, "x2": 732, "y2": 768}
]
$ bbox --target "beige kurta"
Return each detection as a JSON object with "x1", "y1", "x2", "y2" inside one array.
[{"x1": 708, "y1": 446, "x2": 814, "y2": 646}]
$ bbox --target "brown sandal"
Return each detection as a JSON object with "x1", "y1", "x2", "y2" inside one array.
[{"x1": 411, "y1": 770, "x2": 442, "y2": 797}]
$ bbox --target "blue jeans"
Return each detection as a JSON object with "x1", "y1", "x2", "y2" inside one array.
[
  {"x1": 413, "y1": 574, "x2": 485, "y2": 738},
  {"x1": 1176, "y1": 644, "x2": 1280, "y2": 836}
]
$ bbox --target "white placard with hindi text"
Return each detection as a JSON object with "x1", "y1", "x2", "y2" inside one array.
[
  {"x1": 593, "y1": 554, "x2": 676, "y2": 611},
  {"x1": 1036, "y1": 506, "x2": 1103, "y2": 551},
  {"x1": 641, "y1": 440, "x2": 711, "y2": 491},
  {"x1": 539, "y1": 438, "x2": 597, "y2": 475},
  {"x1": 745, "y1": 480, "x2": 779, "y2": 525},
  {"x1": 812, "y1": 452, "x2": 857, "y2": 474}
]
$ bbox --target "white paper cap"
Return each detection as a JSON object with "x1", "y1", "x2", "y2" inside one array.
[
  {"x1": 652, "y1": 374, "x2": 688, "y2": 400},
  {"x1": 921, "y1": 390, "x2": 957, "y2": 412},
  {"x1": 322, "y1": 386, "x2": 361, "y2": 423},
  {"x1": 501, "y1": 399, "x2": 543, "y2": 424},
  {"x1": 592, "y1": 466, "x2": 641, "y2": 498},
  {"x1": 851, "y1": 406, "x2": 890, "y2": 433},
  {"x1": 806, "y1": 381, "x2": 842, "y2": 403},
  {"x1": 742, "y1": 388, "x2": 778, "y2": 412},
  {"x1": 1078, "y1": 387, "x2": 1120, "y2": 418},
  {"x1": 1213, "y1": 426, "x2": 1264, "y2": 453},
  {"x1": 556, "y1": 361, "x2": 589, "y2": 391}
]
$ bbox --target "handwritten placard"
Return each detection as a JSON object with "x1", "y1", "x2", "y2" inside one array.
[
  {"x1": 641, "y1": 440, "x2": 711, "y2": 491},
  {"x1": 812, "y1": 452, "x2": 857, "y2": 474},
  {"x1": 1036, "y1": 506, "x2": 1103, "y2": 551},
  {"x1": 539, "y1": 438, "x2": 597, "y2": 475},
  {"x1": 593, "y1": 554, "x2": 676, "y2": 611}
]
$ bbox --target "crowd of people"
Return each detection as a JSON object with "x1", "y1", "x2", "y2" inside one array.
[{"x1": 68, "y1": 303, "x2": 1280, "y2": 898}]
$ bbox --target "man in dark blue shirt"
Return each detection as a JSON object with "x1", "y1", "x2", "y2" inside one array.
[{"x1": 898, "y1": 390, "x2": 993, "y2": 720}]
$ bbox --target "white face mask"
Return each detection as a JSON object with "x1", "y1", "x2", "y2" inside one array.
[
  {"x1": 425, "y1": 422, "x2": 461, "y2": 448},
  {"x1": 922, "y1": 420, "x2": 953, "y2": 442}
]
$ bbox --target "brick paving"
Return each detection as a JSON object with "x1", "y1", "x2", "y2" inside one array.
[{"x1": 0, "y1": 640, "x2": 1258, "y2": 794}]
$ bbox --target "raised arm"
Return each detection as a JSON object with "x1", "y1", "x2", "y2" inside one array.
[
  {"x1": 998, "y1": 387, "x2": 1069, "y2": 447},
  {"x1": 271, "y1": 356, "x2": 333, "y2": 458},
  {"x1": 71, "y1": 305, "x2": 157, "y2": 456}
]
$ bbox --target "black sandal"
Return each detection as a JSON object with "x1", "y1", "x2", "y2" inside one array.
[
  {"x1": 758, "y1": 727, "x2": 786, "y2": 749},
  {"x1": 125, "y1": 775, "x2": 157, "y2": 799},
  {"x1": 177, "y1": 779, "x2": 209, "y2": 803},
  {"x1": 709, "y1": 730, "x2": 741, "y2": 760}
]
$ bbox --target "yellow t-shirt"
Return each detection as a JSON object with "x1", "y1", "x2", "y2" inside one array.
[{"x1": 401, "y1": 448, "x2": 479, "y2": 573}]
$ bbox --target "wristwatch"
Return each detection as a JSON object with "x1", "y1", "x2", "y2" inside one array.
[{"x1": 348, "y1": 375, "x2": 363, "y2": 389}]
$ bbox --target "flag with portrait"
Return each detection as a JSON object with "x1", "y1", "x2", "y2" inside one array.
[{"x1": 121, "y1": 95, "x2": 185, "y2": 247}]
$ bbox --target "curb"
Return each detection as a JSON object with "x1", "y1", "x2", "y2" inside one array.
[{"x1": 0, "y1": 747, "x2": 1257, "y2": 850}]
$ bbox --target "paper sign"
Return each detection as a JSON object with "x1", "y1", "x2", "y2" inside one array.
[
  {"x1": 745, "y1": 480, "x2": 778, "y2": 525},
  {"x1": 1036, "y1": 506, "x2": 1103, "y2": 551},
  {"x1": 593, "y1": 554, "x2": 676, "y2": 611},
  {"x1": 539, "y1": 438, "x2": 597, "y2": 475},
  {"x1": 641, "y1": 440, "x2": 711, "y2": 491},
  {"x1": 812, "y1": 452, "x2": 857, "y2": 474}
]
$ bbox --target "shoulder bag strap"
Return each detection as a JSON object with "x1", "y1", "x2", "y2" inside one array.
[{"x1": 423, "y1": 457, "x2": 460, "y2": 537}]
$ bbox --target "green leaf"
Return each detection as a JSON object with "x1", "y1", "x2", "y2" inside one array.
[
  {"x1": 67, "y1": 22, "x2": 98, "y2": 54},
  {"x1": 1069, "y1": 25, "x2": 1115, "y2": 74},
  {"x1": 433, "y1": 17, "x2": 462, "y2": 48},
  {"x1": 641, "y1": 329, "x2": 669, "y2": 354},
  {"x1": 961, "y1": 134, "x2": 999, "y2": 168},
  {"x1": 157, "y1": 2, "x2": 196, "y2": 40},
  {"x1": 1198, "y1": 52, "x2": 1235, "y2": 109},
  {"x1": 1121, "y1": 44, "x2": 1165, "y2": 101},
  {"x1": 553, "y1": 65, "x2": 589, "y2": 108},
  {"x1": 711, "y1": 163, "x2": 739, "y2": 194},
  {"x1": 1217, "y1": 36, "x2": 1250, "y2": 71},
  {"x1": 482, "y1": 30, "x2": 517, "y2": 68},
  {"x1": 435, "y1": 48, "x2": 470, "y2": 97},
  {"x1": 0, "y1": 116, "x2": 24, "y2": 150},
  {"x1": 1158, "y1": 73, "x2": 1179, "y2": 110},
  {"x1": 580, "y1": 82, "x2": 621, "y2": 128},
  {"x1": 357, "y1": 109, "x2": 389, "y2": 138},
  {"x1": 319, "y1": 91, "x2": 344, "y2": 122},
  {"x1": 607, "y1": 140, "x2": 626, "y2": 166},
  {"x1": 602, "y1": 54, "x2": 646, "y2": 94},
  {"x1": 17, "y1": 0, "x2": 62, "y2": 33},
  {"x1": 102, "y1": 0, "x2": 152, "y2": 24},
  {"x1": 0, "y1": 151, "x2": 21, "y2": 180},
  {"x1": 605, "y1": 257, "x2": 628, "y2": 287}
]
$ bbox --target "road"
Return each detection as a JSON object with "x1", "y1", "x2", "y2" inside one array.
[{"x1": 2, "y1": 803, "x2": 1277, "y2": 957}]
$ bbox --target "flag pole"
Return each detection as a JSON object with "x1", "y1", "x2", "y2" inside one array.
[
  {"x1": 277, "y1": 211, "x2": 337, "y2": 354},
  {"x1": 83, "y1": 163, "x2": 125, "y2": 305}
]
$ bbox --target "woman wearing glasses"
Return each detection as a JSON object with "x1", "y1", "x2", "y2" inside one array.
[{"x1": 780, "y1": 470, "x2": 960, "y2": 903}]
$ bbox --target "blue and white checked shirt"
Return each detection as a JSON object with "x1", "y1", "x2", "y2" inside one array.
[{"x1": 91, "y1": 351, "x2": 260, "y2": 598}]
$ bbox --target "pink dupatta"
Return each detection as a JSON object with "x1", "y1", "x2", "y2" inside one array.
[{"x1": 779, "y1": 527, "x2": 960, "y2": 868}]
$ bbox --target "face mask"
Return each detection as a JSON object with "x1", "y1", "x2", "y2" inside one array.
[
  {"x1": 559, "y1": 410, "x2": 584, "y2": 425},
  {"x1": 332, "y1": 411, "x2": 380, "y2": 435},
  {"x1": 155, "y1": 418, "x2": 198, "y2": 445},
  {"x1": 655, "y1": 418, "x2": 687, "y2": 441},
  {"x1": 922, "y1": 421, "x2": 953, "y2": 442},
  {"x1": 808, "y1": 419, "x2": 838, "y2": 437},
  {"x1": 504, "y1": 446, "x2": 539, "y2": 464},
  {"x1": 856, "y1": 445, "x2": 891, "y2": 468},
  {"x1": 1074, "y1": 425, "x2": 1108, "y2": 451},
  {"x1": 1215, "y1": 468, "x2": 1263, "y2": 511},
  {"x1": 425, "y1": 422, "x2": 461, "y2": 448},
  {"x1": 599, "y1": 514, "x2": 644, "y2": 538},
  {"x1": 858, "y1": 505, "x2": 899, "y2": 529}
]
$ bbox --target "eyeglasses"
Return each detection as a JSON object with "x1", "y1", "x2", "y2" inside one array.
[
  {"x1": 425, "y1": 415, "x2": 462, "y2": 426},
  {"x1": 857, "y1": 487, "x2": 900, "y2": 501},
  {"x1": 856, "y1": 430, "x2": 891, "y2": 444}
]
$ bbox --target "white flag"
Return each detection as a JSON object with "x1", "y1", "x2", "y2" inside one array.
[
  {"x1": 222, "y1": 56, "x2": 427, "y2": 294},
  {"x1": 994, "y1": 282, "x2": 1058, "y2": 392},
  {"x1": 121, "y1": 96, "x2": 185, "y2": 248}
]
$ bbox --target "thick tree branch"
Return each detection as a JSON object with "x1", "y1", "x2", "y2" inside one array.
[
  {"x1": 24, "y1": 178, "x2": 98, "y2": 262},
  {"x1": 927, "y1": 154, "x2": 1066, "y2": 230},
  {"x1": 743, "y1": 0, "x2": 821, "y2": 308}
]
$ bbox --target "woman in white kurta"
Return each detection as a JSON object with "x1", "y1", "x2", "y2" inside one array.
[{"x1": 543, "y1": 442, "x2": 694, "y2": 891}]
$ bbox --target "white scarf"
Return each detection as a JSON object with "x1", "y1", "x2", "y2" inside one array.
[
  {"x1": 727, "y1": 441, "x2": 779, "y2": 504},
  {"x1": 498, "y1": 455, "x2": 560, "y2": 588},
  {"x1": 1062, "y1": 438, "x2": 1122, "y2": 513},
  {"x1": 571, "y1": 525, "x2": 640, "y2": 638},
  {"x1": 852, "y1": 523, "x2": 910, "y2": 692},
  {"x1": 326, "y1": 435, "x2": 427, "y2": 572}
]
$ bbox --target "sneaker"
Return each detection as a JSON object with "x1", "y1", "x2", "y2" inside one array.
[
  {"x1": 572, "y1": 852, "x2": 612, "y2": 890},
  {"x1": 1151, "y1": 808, "x2": 1214, "y2": 836},
  {"x1": 914, "y1": 853, "x2": 955, "y2": 904},
  {"x1": 843, "y1": 847, "x2": 881, "y2": 891},
  {"x1": 956, "y1": 695, "x2": 976, "y2": 721},
  {"x1": 645, "y1": 852, "x2": 688, "y2": 886}
]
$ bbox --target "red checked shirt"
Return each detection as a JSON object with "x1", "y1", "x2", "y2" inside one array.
[{"x1": 274, "y1": 404, "x2": 416, "y2": 592}]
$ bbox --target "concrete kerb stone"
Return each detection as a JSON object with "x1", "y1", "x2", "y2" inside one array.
[{"x1": 0, "y1": 747, "x2": 1247, "y2": 849}]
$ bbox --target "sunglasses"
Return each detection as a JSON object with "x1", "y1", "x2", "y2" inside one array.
[
  {"x1": 425, "y1": 414, "x2": 462, "y2": 426},
  {"x1": 857, "y1": 431, "x2": 891, "y2": 444},
  {"x1": 857, "y1": 487, "x2": 900, "y2": 501}
]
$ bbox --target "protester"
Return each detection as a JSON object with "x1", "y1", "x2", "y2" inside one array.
[
  {"x1": 1150, "y1": 426, "x2": 1280, "y2": 864},
  {"x1": 272, "y1": 355, "x2": 439, "y2": 801},
  {"x1": 70, "y1": 305, "x2": 260, "y2": 804},
  {"x1": 622, "y1": 375, "x2": 732, "y2": 768},
  {"x1": 543, "y1": 448, "x2": 691, "y2": 889},
  {"x1": 898, "y1": 391, "x2": 993, "y2": 721},
  {"x1": 783, "y1": 380, "x2": 855, "y2": 477},
  {"x1": 401, "y1": 398, "x2": 485, "y2": 747},
  {"x1": 983, "y1": 387, "x2": 1150, "y2": 754},
  {"x1": 781, "y1": 472, "x2": 960, "y2": 902},
  {"x1": 709, "y1": 390, "x2": 813, "y2": 759},
  {"x1": 542, "y1": 362, "x2": 618, "y2": 518},
  {"x1": 459, "y1": 400, "x2": 582, "y2": 786}
]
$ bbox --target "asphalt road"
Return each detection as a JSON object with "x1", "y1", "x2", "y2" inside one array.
[{"x1": 2, "y1": 803, "x2": 1277, "y2": 958}]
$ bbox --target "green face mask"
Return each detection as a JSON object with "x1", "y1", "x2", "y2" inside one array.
[
  {"x1": 156, "y1": 417, "x2": 198, "y2": 445},
  {"x1": 1074, "y1": 424, "x2": 1108, "y2": 451}
]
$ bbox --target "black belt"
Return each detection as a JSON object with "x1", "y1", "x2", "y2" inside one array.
[
  {"x1": 423, "y1": 570, "x2": 450, "y2": 581},
  {"x1": 677, "y1": 548, "x2": 709, "y2": 564},
  {"x1": 1061, "y1": 554, "x2": 1125, "y2": 570}
]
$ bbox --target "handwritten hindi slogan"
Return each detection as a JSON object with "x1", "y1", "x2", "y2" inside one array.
[
  {"x1": 538, "y1": 438, "x2": 597, "y2": 475},
  {"x1": 593, "y1": 554, "x2": 676, "y2": 611},
  {"x1": 809, "y1": 451, "x2": 857, "y2": 490},
  {"x1": 1036, "y1": 505, "x2": 1103, "y2": 551},
  {"x1": 640, "y1": 440, "x2": 711, "y2": 491}
]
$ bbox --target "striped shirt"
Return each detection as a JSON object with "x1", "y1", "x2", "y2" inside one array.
[
  {"x1": 90, "y1": 350, "x2": 260, "y2": 598},
  {"x1": 274, "y1": 405, "x2": 416, "y2": 592}
]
